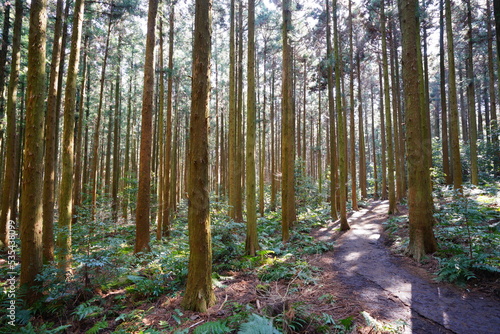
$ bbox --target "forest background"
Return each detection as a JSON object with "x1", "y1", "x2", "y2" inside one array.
[{"x1": 0, "y1": 0, "x2": 499, "y2": 332}]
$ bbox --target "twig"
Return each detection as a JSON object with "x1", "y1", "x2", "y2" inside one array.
[
  {"x1": 217, "y1": 294, "x2": 228, "y2": 311},
  {"x1": 189, "y1": 320, "x2": 204, "y2": 328}
]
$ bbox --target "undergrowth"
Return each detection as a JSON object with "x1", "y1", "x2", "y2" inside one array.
[{"x1": 1, "y1": 191, "x2": 346, "y2": 333}]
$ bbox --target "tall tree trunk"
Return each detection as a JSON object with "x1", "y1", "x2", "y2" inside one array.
[
  {"x1": 20, "y1": 0, "x2": 47, "y2": 302},
  {"x1": 73, "y1": 36, "x2": 88, "y2": 225},
  {"x1": 245, "y1": 0, "x2": 258, "y2": 256},
  {"x1": 91, "y1": 18, "x2": 112, "y2": 219},
  {"x1": 156, "y1": 18, "x2": 165, "y2": 240},
  {"x1": 466, "y1": 0, "x2": 478, "y2": 185},
  {"x1": 162, "y1": 4, "x2": 175, "y2": 237},
  {"x1": 0, "y1": 2, "x2": 10, "y2": 140},
  {"x1": 57, "y1": 0, "x2": 85, "y2": 275},
  {"x1": 371, "y1": 84, "x2": 378, "y2": 198},
  {"x1": 445, "y1": 0, "x2": 463, "y2": 190},
  {"x1": 348, "y1": 0, "x2": 358, "y2": 210},
  {"x1": 281, "y1": 0, "x2": 297, "y2": 241},
  {"x1": 381, "y1": 0, "x2": 396, "y2": 214},
  {"x1": 400, "y1": 0, "x2": 437, "y2": 261},
  {"x1": 122, "y1": 57, "x2": 134, "y2": 220},
  {"x1": 334, "y1": 0, "x2": 349, "y2": 230},
  {"x1": 42, "y1": 0, "x2": 64, "y2": 262},
  {"x1": 235, "y1": 0, "x2": 244, "y2": 223},
  {"x1": 181, "y1": 0, "x2": 215, "y2": 312},
  {"x1": 487, "y1": 0, "x2": 499, "y2": 174},
  {"x1": 357, "y1": 52, "x2": 367, "y2": 199},
  {"x1": 0, "y1": 0, "x2": 22, "y2": 249},
  {"x1": 270, "y1": 65, "x2": 277, "y2": 211},
  {"x1": 112, "y1": 61, "x2": 121, "y2": 223},
  {"x1": 378, "y1": 59, "x2": 387, "y2": 199},
  {"x1": 228, "y1": 0, "x2": 237, "y2": 219},
  {"x1": 440, "y1": 0, "x2": 452, "y2": 185},
  {"x1": 135, "y1": 0, "x2": 158, "y2": 254},
  {"x1": 326, "y1": 0, "x2": 338, "y2": 221}
]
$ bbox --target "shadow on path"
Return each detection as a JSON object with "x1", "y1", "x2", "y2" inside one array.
[{"x1": 313, "y1": 200, "x2": 500, "y2": 334}]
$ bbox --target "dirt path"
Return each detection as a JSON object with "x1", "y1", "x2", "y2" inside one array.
[{"x1": 313, "y1": 200, "x2": 500, "y2": 334}]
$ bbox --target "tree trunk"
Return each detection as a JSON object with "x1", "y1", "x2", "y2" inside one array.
[
  {"x1": 245, "y1": 0, "x2": 259, "y2": 256},
  {"x1": 348, "y1": 0, "x2": 358, "y2": 211},
  {"x1": 42, "y1": 0, "x2": 64, "y2": 263},
  {"x1": 381, "y1": 0, "x2": 396, "y2": 214},
  {"x1": 135, "y1": 0, "x2": 158, "y2": 254},
  {"x1": 181, "y1": 0, "x2": 215, "y2": 312},
  {"x1": 487, "y1": 0, "x2": 499, "y2": 174},
  {"x1": 156, "y1": 18, "x2": 165, "y2": 240},
  {"x1": 334, "y1": 0, "x2": 349, "y2": 231},
  {"x1": 466, "y1": 0, "x2": 478, "y2": 185},
  {"x1": 326, "y1": 0, "x2": 338, "y2": 221},
  {"x1": 57, "y1": 0, "x2": 84, "y2": 275},
  {"x1": 162, "y1": 4, "x2": 175, "y2": 237},
  {"x1": 20, "y1": 0, "x2": 47, "y2": 303},
  {"x1": 73, "y1": 36, "x2": 88, "y2": 226},
  {"x1": 91, "y1": 18, "x2": 112, "y2": 219},
  {"x1": 440, "y1": 0, "x2": 452, "y2": 185},
  {"x1": 281, "y1": 0, "x2": 297, "y2": 241},
  {"x1": 400, "y1": 0, "x2": 437, "y2": 261},
  {"x1": 0, "y1": 0, "x2": 22, "y2": 249},
  {"x1": 445, "y1": 0, "x2": 463, "y2": 190},
  {"x1": 112, "y1": 61, "x2": 121, "y2": 223}
]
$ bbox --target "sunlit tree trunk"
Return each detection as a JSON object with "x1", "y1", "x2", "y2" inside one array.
[
  {"x1": 381, "y1": 0, "x2": 396, "y2": 214},
  {"x1": 181, "y1": 0, "x2": 215, "y2": 312},
  {"x1": 0, "y1": 3, "x2": 10, "y2": 126},
  {"x1": 41, "y1": 0, "x2": 64, "y2": 262},
  {"x1": 135, "y1": 0, "x2": 158, "y2": 254},
  {"x1": 57, "y1": 0, "x2": 85, "y2": 275},
  {"x1": 400, "y1": 0, "x2": 437, "y2": 261},
  {"x1": 371, "y1": 83, "x2": 378, "y2": 198},
  {"x1": 334, "y1": 0, "x2": 349, "y2": 230},
  {"x1": 20, "y1": 0, "x2": 47, "y2": 302},
  {"x1": 445, "y1": 0, "x2": 462, "y2": 190}
]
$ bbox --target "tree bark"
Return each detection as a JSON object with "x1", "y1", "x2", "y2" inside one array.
[
  {"x1": 445, "y1": 0, "x2": 463, "y2": 190},
  {"x1": 0, "y1": 0, "x2": 22, "y2": 249},
  {"x1": 245, "y1": 0, "x2": 258, "y2": 256},
  {"x1": 281, "y1": 0, "x2": 297, "y2": 241},
  {"x1": 400, "y1": 0, "x2": 437, "y2": 261},
  {"x1": 57, "y1": 0, "x2": 85, "y2": 275},
  {"x1": 20, "y1": 0, "x2": 47, "y2": 302},
  {"x1": 181, "y1": 0, "x2": 215, "y2": 312},
  {"x1": 42, "y1": 0, "x2": 64, "y2": 262},
  {"x1": 135, "y1": 0, "x2": 158, "y2": 254}
]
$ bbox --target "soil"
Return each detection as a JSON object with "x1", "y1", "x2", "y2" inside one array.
[{"x1": 312, "y1": 200, "x2": 500, "y2": 334}]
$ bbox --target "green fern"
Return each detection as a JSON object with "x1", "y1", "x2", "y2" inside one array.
[
  {"x1": 193, "y1": 320, "x2": 231, "y2": 334},
  {"x1": 72, "y1": 302, "x2": 104, "y2": 321},
  {"x1": 238, "y1": 314, "x2": 280, "y2": 334},
  {"x1": 86, "y1": 318, "x2": 108, "y2": 334}
]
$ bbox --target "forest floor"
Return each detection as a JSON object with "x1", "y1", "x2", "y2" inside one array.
[
  {"x1": 153, "y1": 200, "x2": 500, "y2": 333},
  {"x1": 311, "y1": 200, "x2": 500, "y2": 334}
]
